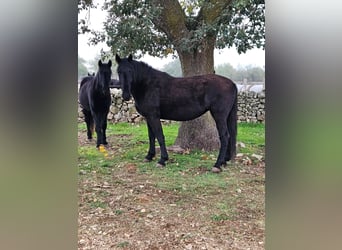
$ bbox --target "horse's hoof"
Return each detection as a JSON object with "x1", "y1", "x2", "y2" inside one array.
[
  {"x1": 156, "y1": 163, "x2": 165, "y2": 168},
  {"x1": 211, "y1": 167, "x2": 222, "y2": 173},
  {"x1": 143, "y1": 158, "x2": 151, "y2": 162}
]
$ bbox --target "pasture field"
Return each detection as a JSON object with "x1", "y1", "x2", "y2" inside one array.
[{"x1": 78, "y1": 122, "x2": 265, "y2": 249}]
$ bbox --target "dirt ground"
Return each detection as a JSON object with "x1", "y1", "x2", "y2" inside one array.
[{"x1": 78, "y1": 131, "x2": 265, "y2": 250}]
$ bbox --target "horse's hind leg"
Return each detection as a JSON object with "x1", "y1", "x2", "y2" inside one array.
[
  {"x1": 211, "y1": 113, "x2": 229, "y2": 173},
  {"x1": 83, "y1": 109, "x2": 94, "y2": 140},
  {"x1": 144, "y1": 123, "x2": 156, "y2": 161},
  {"x1": 225, "y1": 96, "x2": 237, "y2": 163}
]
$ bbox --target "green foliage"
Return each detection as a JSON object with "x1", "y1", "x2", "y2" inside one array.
[
  {"x1": 79, "y1": 0, "x2": 265, "y2": 57},
  {"x1": 216, "y1": 0, "x2": 265, "y2": 53},
  {"x1": 90, "y1": 0, "x2": 170, "y2": 58}
]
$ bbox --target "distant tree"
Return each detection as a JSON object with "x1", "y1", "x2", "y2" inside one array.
[
  {"x1": 79, "y1": 0, "x2": 265, "y2": 151},
  {"x1": 234, "y1": 64, "x2": 264, "y2": 82},
  {"x1": 83, "y1": 54, "x2": 119, "y2": 79},
  {"x1": 78, "y1": 55, "x2": 88, "y2": 79},
  {"x1": 215, "y1": 63, "x2": 236, "y2": 79},
  {"x1": 245, "y1": 65, "x2": 264, "y2": 82},
  {"x1": 161, "y1": 59, "x2": 182, "y2": 77},
  {"x1": 87, "y1": 56, "x2": 100, "y2": 75}
]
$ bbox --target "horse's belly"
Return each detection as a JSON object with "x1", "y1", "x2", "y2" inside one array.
[{"x1": 160, "y1": 105, "x2": 207, "y2": 121}]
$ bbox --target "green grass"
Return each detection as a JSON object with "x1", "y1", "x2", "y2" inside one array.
[
  {"x1": 89, "y1": 200, "x2": 107, "y2": 209},
  {"x1": 78, "y1": 121, "x2": 264, "y2": 195},
  {"x1": 210, "y1": 213, "x2": 230, "y2": 221},
  {"x1": 117, "y1": 241, "x2": 129, "y2": 248},
  {"x1": 237, "y1": 122, "x2": 265, "y2": 154}
]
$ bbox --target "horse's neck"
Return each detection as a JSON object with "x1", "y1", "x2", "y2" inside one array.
[
  {"x1": 133, "y1": 62, "x2": 160, "y2": 84},
  {"x1": 94, "y1": 75, "x2": 109, "y2": 94}
]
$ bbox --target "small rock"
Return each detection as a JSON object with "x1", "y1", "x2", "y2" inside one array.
[
  {"x1": 251, "y1": 153, "x2": 263, "y2": 161},
  {"x1": 236, "y1": 153, "x2": 244, "y2": 158},
  {"x1": 79, "y1": 170, "x2": 87, "y2": 175}
]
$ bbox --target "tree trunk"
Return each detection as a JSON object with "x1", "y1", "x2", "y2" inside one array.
[{"x1": 174, "y1": 38, "x2": 220, "y2": 151}]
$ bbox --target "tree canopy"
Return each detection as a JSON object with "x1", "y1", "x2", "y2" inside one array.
[{"x1": 79, "y1": 0, "x2": 265, "y2": 59}]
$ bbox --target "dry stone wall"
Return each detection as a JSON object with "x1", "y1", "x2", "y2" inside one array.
[
  {"x1": 78, "y1": 88, "x2": 265, "y2": 123},
  {"x1": 237, "y1": 90, "x2": 265, "y2": 123}
]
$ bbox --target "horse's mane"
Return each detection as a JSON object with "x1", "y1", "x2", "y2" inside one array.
[{"x1": 132, "y1": 60, "x2": 173, "y2": 80}]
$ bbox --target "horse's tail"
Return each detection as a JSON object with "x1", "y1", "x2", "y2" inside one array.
[{"x1": 227, "y1": 84, "x2": 238, "y2": 161}]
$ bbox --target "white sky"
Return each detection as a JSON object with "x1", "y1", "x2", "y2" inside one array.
[{"x1": 78, "y1": 2, "x2": 265, "y2": 69}]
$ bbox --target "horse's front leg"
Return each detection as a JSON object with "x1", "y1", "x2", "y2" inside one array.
[
  {"x1": 145, "y1": 117, "x2": 168, "y2": 167},
  {"x1": 102, "y1": 117, "x2": 108, "y2": 145},
  {"x1": 93, "y1": 114, "x2": 103, "y2": 148},
  {"x1": 144, "y1": 123, "x2": 156, "y2": 162}
]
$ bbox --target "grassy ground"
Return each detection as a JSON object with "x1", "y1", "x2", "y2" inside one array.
[{"x1": 78, "y1": 121, "x2": 265, "y2": 249}]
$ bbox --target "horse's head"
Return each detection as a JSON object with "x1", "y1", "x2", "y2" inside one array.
[
  {"x1": 97, "y1": 60, "x2": 112, "y2": 89},
  {"x1": 115, "y1": 54, "x2": 134, "y2": 101}
]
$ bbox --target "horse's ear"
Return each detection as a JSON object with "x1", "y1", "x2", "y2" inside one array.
[
  {"x1": 128, "y1": 54, "x2": 133, "y2": 61},
  {"x1": 98, "y1": 60, "x2": 102, "y2": 67},
  {"x1": 108, "y1": 60, "x2": 112, "y2": 67},
  {"x1": 115, "y1": 54, "x2": 121, "y2": 63}
]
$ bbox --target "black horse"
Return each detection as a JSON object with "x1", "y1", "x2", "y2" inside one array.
[
  {"x1": 79, "y1": 60, "x2": 112, "y2": 147},
  {"x1": 79, "y1": 73, "x2": 95, "y2": 88},
  {"x1": 115, "y1": 54, "x2": 237, "y2": 173}
]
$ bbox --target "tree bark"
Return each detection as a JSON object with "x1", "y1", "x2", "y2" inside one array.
[
  {"x1": 174, "y1": 37, "x2": 220, "y2": 151},
  {"x1": 150, "y1": 0, "x2": 232, "y2": 151}
]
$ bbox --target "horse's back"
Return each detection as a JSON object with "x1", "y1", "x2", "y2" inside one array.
[
  {"x1": 156, "y1": 74, "x2": 236, "y2": 121},
  {"x1": 165, "y1": 74, "x2": 236, "y2": 101},
  {"x1": 79, "y1": 77, "x2": 93, "y2": 110}
]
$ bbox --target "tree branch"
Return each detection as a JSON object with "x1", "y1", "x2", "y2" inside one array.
[
  {"x1": 151, "y1": 0, "x2": 189, "y2": 46},
  {"x1": 197, "y1": 0, "x2": 234, "y2": 25}
]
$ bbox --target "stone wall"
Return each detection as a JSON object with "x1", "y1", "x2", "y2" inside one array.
[
  {"x1": 78, "y1": 88, "x2": 265, "y2": 123},
  {"x1": 237, "y1": 91, "x2": 265, "y2": 123}
]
